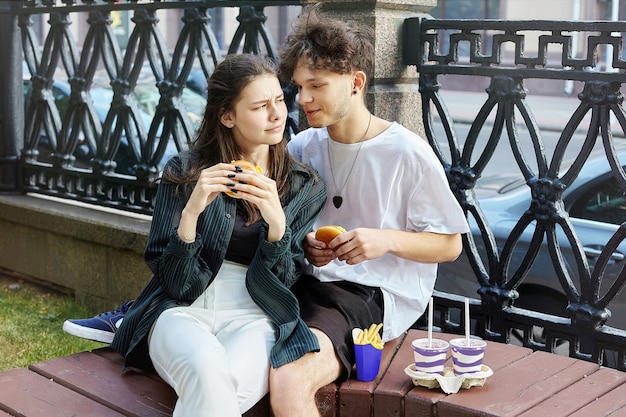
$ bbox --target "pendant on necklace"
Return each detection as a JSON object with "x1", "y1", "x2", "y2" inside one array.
[{"x1": 332, "y1": 196, "x2": 343, "y2": 209}]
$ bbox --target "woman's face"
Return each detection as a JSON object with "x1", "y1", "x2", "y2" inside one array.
[{"x1": 224, "y1": 74, "x2": 288, "y2": 152}]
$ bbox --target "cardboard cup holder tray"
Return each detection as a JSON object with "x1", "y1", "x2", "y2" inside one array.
[{"x1": 404, "y1": 364, "x2": 493, "y2": 394}]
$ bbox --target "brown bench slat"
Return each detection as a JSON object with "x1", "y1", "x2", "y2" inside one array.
[
  {"x1": 517, "y1": 367, "x2": 626, "y2": 417},
  {"x1": 568, "y1": 380, "x2": 626, "y2": 417},
  {"x1": 404, "y1": 389, "x2": 446, "y2": 417},
  {"x1": 30, "y1": 350, "x2": 176, "y2": 417},
  {"x1": 336, "y1": 332, "x2": 407, "y2": 417},
  {"x1": 473, "y1": 337, "x2": 534, "y2": 371},
  {"x1": 0, "y1": 368, "x2": 124, "y2": 416},
  {"x1": 32, "y1": 348, "x2": 272, "y2": 417},
  {"x1": 95, "y1": 346, "x2": 306, "y2": 417},
  {"x1": 315, "y1": 383, "x2": 338, "y2": 417},
  {"x1": 91, "y1": 347, "x2": 125, "y2": 365},
  {"x1": 371, "y1": 332, "x2": 417, "y2": 416},
  {"x1": 436, "y1": 350, "x2": 600, "y2": 417}
]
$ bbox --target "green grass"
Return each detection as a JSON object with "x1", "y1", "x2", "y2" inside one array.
[{"x1": 0, "y1": 276, "x2": 106, "y2": 372}]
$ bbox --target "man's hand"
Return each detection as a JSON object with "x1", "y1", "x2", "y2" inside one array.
[
  {"x1": 331, "y1": 228, "x2": 389, "y2": 265},
  {"x1": 303, "y1": 231, "x2": 336, "y2": 266},
  {"x1": 304, "y1": 228, "x2": 386, "y2": 266},
  {"x1": 304, "y1": 227, "x2": 463, "y2": 266}
]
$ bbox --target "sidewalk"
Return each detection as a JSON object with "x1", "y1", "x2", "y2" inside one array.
[{"x1": 439, "y1": 89, "x2": 625, "y2": 138}]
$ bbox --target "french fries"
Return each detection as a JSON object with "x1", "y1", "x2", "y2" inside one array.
[{"x1": 353, "y1": 323, "x2": 384, "y2": 350}]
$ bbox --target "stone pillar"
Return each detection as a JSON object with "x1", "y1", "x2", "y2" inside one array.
[
  {"x1": 302, "y1": 0, "x2": 436, "y2": 136},
  {"x1": 0, "y1": 1, "x2": 22, "y2": 192}
]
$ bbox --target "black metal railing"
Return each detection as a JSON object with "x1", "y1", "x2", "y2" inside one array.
[
  {"x1": 4, "y1": 0, "x2": 300, "y2": 214},
  {"x1": 405, "y1": 18, "x2": 626, "y2": 370}
]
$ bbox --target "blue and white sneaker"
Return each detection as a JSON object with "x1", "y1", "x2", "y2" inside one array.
[{"x1": 62, "y1": 301, "x2": 133, "y2": 344}]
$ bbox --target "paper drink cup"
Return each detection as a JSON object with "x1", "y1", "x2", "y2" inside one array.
[
  {"x1": 412, "y1": 338, "x2": 449, "y2": 374},
  {"x1": 354, "y1": 343, "x2": 383, "y2": 382},
  {"x1": 450, "y1": 338, "x2": 487, "y2": 374}
]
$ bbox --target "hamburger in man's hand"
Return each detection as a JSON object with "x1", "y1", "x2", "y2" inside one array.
[{"x1": 315, "y1": 225, "x2": 346, "y2": 244}]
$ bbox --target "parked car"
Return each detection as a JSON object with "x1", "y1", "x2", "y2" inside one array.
[
  {"x1": 436, "y1": 142, "x2": 626, "y2": 330},
  {"x1": 133, "y1": 83, "x2": 206, "y2": 130},
  {"x1": 185, "y1": 66, "x2": 209, "y2": 97}
]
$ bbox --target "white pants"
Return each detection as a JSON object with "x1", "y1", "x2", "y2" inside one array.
[{"x1": 149, "y1": 261, "x2": 276, "y2": 417}]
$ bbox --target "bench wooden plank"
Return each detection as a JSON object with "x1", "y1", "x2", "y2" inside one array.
[
  {"x1": 29, "y1": 350, "x2": 175, "y2": 417},
  {"x1": 336, "y1": 379, "x2": 373, "y2": 417},
  {"x1": 475, "y1": 338, "x2": 534, "y2": 371},
  {"x1": 404, "y1": 390, "x2": 445, "y2": 417},
  {"x1": 371, "y1": 332, "x2": 416, "y2": 416},
  {"x1": 517, "y1": 367, "x2": 626, "y2": 417},
  {"x1": 31, "y1": 347, "x2": 271, "y2": 417},
  {"x1": 0, "y1": 368, "x2": 124, "y2": 417},
  {"x1": 94, "y1": 346, "x2": 334, "y2": 417},
  {"x1": 336, "y1": 332, "x2": 407, "y2": 416},
  {"x1": 315, "y1": 383, "x2": 338, "y2": 417},
  {"x1": 567, "y1": 378, "x2": 626, "y2": 417},
  {"x1": 436, "y1": 350, "x2": 600, "y2": 417}
]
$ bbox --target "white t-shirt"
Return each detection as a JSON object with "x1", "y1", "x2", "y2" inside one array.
[{"x1": 288, "y1": 122, "x2": 470, "y2": 341}]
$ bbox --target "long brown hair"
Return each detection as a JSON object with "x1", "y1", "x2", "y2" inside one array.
[{"x1": 163, "y1": 54, "x2": 292, "y2": 223}]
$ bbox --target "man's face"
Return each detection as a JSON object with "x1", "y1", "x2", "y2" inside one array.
[{"x1": 292, "y1": 64, "x2": 353, "y2": 128}]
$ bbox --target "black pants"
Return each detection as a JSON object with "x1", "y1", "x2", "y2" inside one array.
[{"x1": 291, "y1": 275, "x2": 384, "y2": 381}]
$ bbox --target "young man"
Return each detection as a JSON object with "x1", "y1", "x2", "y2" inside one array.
[{"x1": 268, "y1": 8, "x2": 469, "y2": 417}]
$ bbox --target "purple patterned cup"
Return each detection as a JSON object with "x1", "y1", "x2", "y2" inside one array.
[
  {"x1": 450, "y1": 338, "x2": 487, "y2": 374},
  {"x1": 411, "y1": 338, "x2": 450, "y2": 374}
]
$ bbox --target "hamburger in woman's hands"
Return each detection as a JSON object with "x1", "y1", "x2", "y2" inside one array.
[
  {"x1": 315, "y1": 225, "x2": 346, "y2": 244},
  {"x1": 226, "y1": 159, "x2": 262, "y2": 198},
  {"x1": 230, "y1": 159, "x2": 262, "y2": 173}
]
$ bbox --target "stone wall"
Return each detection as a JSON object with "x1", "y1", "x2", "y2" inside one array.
[{"x1": 0, "y1": 194, "x2": 151, "y2": 310}]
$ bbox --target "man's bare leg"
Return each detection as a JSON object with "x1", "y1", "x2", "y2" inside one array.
[{"x1": 269, "y1": 329, "x2": 343, "y2": 417}]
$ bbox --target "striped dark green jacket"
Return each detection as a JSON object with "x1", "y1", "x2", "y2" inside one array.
[{"x1": 111, "y1": 152, "x2": 327, "y2": 371}]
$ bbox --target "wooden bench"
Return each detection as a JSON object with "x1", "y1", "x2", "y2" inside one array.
[{"x1": 2, "y1": 329, "x2": 626, "y2": 416}]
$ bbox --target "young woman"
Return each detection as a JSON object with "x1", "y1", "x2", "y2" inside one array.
[{"x1": 110, "y1": 54, "x2": 326, "y2": 416}]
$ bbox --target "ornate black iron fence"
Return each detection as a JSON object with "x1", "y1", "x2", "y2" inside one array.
[
  {"x1": 3, "y1": 0, "x2": 299, "y2": 214},
  {"x1": 405, "y1": 18, "x2": 626, "y2": 370}
]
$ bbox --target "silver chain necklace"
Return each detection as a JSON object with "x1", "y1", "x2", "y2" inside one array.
[{"x1": 327, "y1": 113, "x2": 372, "y2": 209}]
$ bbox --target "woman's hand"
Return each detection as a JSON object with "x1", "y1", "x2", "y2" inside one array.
[
  {"x1": 178, "y1": 163, "x2": 243, "y2": 242},
  {"x1": 227, "y1": 168, "x2": 286, "y2": 242},
  {"x1": 184, "y1": 163, "x2": 242, "y2": 215}
]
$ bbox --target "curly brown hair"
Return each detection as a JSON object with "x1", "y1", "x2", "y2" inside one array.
[{"x1": 279, "y1": 5, "x2": 374, "y2": 89}]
